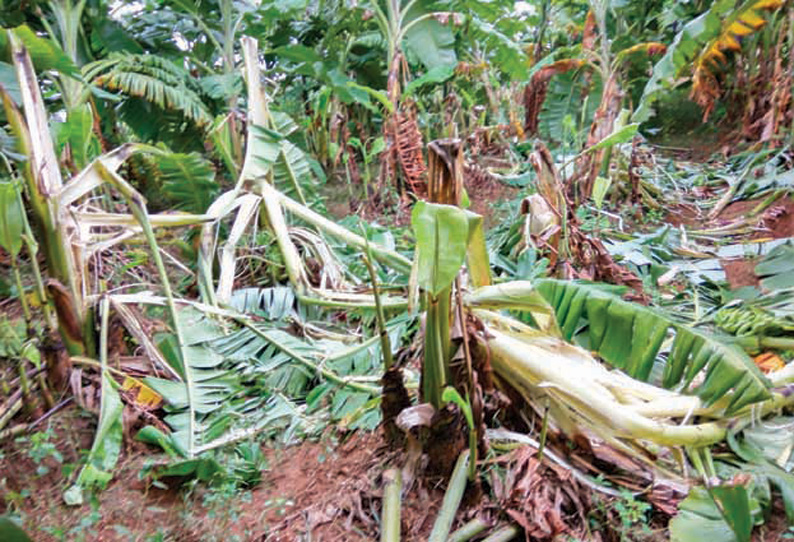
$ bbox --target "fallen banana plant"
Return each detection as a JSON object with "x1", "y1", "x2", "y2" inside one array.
[
  {"x1": 533, "y1": 278, "x2": 772, "y2": 413},
  {"x1": 478, "y1": 325, "x2": 789, "y2": 448},
  {"x1": 108, "y1": 291, "x2": 409, "y2": 458},
  {"x1": 63, "y1": 296, "x2": 122, "y2": 505},
  {"x1": 0, "y1": 36, "x2": 414, "y2": 492},
  {"x1": 464, "y1": 280, "x2": 794, "y2": 449},
  {"x1": 195, "y1": 37, "x2": 412, "y2": 314}
]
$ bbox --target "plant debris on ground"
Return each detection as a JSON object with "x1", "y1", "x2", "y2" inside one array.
[{"x1": 1, "y1": 1, "x2": 794, "y2": 541}]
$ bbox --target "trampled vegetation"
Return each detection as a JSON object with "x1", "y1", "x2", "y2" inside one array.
[{"x1": 0, "y1": 0, "x2": 794, "y2": 540}]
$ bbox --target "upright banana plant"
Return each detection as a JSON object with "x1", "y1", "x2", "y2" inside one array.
[
  {"x1": 37, "y1": 0, "x2": 88, "y2": 112},
  {"x1": 568, "y1": 2, "x2": 666, "y2": 203},
  {"x1": 635, "y1": 0, "x2": 785, "y2": 122},
  {"x1": 412, "y1": 202, "x2": 464, "y2": 408},
  {"x1": 367, "y1": 0, "x2": 457, "y2": 107},
  {"x1": 2, "y1": 31, "x2": 87, "y2": 354},
  {"x1": 412, "y1": 140, "x2": 489, "y2": 408},
  {"x1": 367, "y1": 0, "x2": 457, "y2": 193}
]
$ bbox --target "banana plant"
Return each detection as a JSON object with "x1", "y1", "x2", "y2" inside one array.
[
  {"x1": 347, "y1": 136, "x2": 386, "y2": 197},
  {"x1": 63, "y1": 296, "x2": 123, "y2": 506},
  {"x1": 412, "y1": 201, "x2": 472, "y2": 408},
  {"x1": 196, "y1": 37, "x2": 411, "y2": 311},
  {"x1": 517, "y1": 3, "x2": 665, "y2": 203},
  {"x1": 1, "y1": 39, "x2": 233, "y2": 466},
  {"x1": 366, "y1": 0, "x2": 458, "y2": 105},
  {"x1": 533, "y1": 279, "x2": 771, "y2": 414},
  {"x1": 467, "y1": 291, "x2": 793, "y2": 477},
  {"x1": 1, "y1": 30, "x2": 87, "y2": 354},
  {"x1": 635, "y1": 0, "x2": 785, "y2": 122},
  {"x1": 364, "y1": 0, "x2": 459, "y2": 193},
  {"x1": 570, "y1": 2, "x2": 666, "y2": 202}
]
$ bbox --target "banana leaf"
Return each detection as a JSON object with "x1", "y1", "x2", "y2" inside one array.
[
  {"x1": 756, "y1": 242, "x2": 794, "y2": 291},
  {"x1": 63, "y1": 371, "x2": 123, "y2": 505},
  {"x1": 670, "y1": 486, "x2": 754, "y2": 542},
  {"x1": 535, "y1": 279, "x2": 771, "y2": 414},
  {"x1": 0, "y1": 181, "x2": 23, "y2": 258},
  {"x1": 412, "y1": 201, "x2": 489, "y2": 296}
]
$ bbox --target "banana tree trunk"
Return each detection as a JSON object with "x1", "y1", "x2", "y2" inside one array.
[
  {"x1": 5, "y1": 34, "x2": 89, "y2": 356},
  {"x1": 572, "y1": 72, "x2": 624, "y2": 204}
]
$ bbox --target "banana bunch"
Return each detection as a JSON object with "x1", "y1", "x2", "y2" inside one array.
[{"x1": 715, "y1": 305, "x2": 792, "y2": 337}]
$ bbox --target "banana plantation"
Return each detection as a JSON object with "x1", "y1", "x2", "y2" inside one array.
[{"x1": 2, "y1": 0, "x2": 794, "y2": 540}]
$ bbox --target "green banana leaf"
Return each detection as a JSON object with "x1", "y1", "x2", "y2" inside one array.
[
  {"x1": 535, "y1": 279, "x2": 771, "y2": 414},
  {"x1": 63, "y1": 372, "x2": 124, "y2": 506},
  {"x1": 402, "y1": 5, "x2": 457, "y2": 72},
  {"x1": 670, "y1": 486, "x2": 754, "y2": 542},
  {"x1": 412, "y1": 201, "x2": 489, "y2": 296},
  {"x1": 56, "y1": 104, "x2": 98, "y2": 171},
  {"x1": 727, "y1": 419, "x2": 794, "y2": 523},
  {"x1": 0, "y1": 25, "x2": 79, "y2": 77},
  {"x1": 755, "y1": 242, "x2": 794, "y2": 291},
  {"x1": 710, "y1": 485, "x2": 753, "y2": 542},
  {"x1": 0, "y1": 181, "x2": 23, "y2": 258},
  {"x1": 412, "y1": 202, "x2": 471, "y2": 296}
]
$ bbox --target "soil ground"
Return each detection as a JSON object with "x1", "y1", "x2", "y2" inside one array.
[
  {"x1": 718, "y1": 196, "x2": 794, "y2": 288},
  {"x1": 3, "y1": 412, "x2": 789, "y2": 541},
  {"x1": 0, "y1": 418, "x2": 447, "y2": 541}
]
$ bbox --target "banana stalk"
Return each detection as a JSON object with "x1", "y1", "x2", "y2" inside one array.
[{"x1": 480, "y1": 324, "x2": 794, "y2": 450}]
